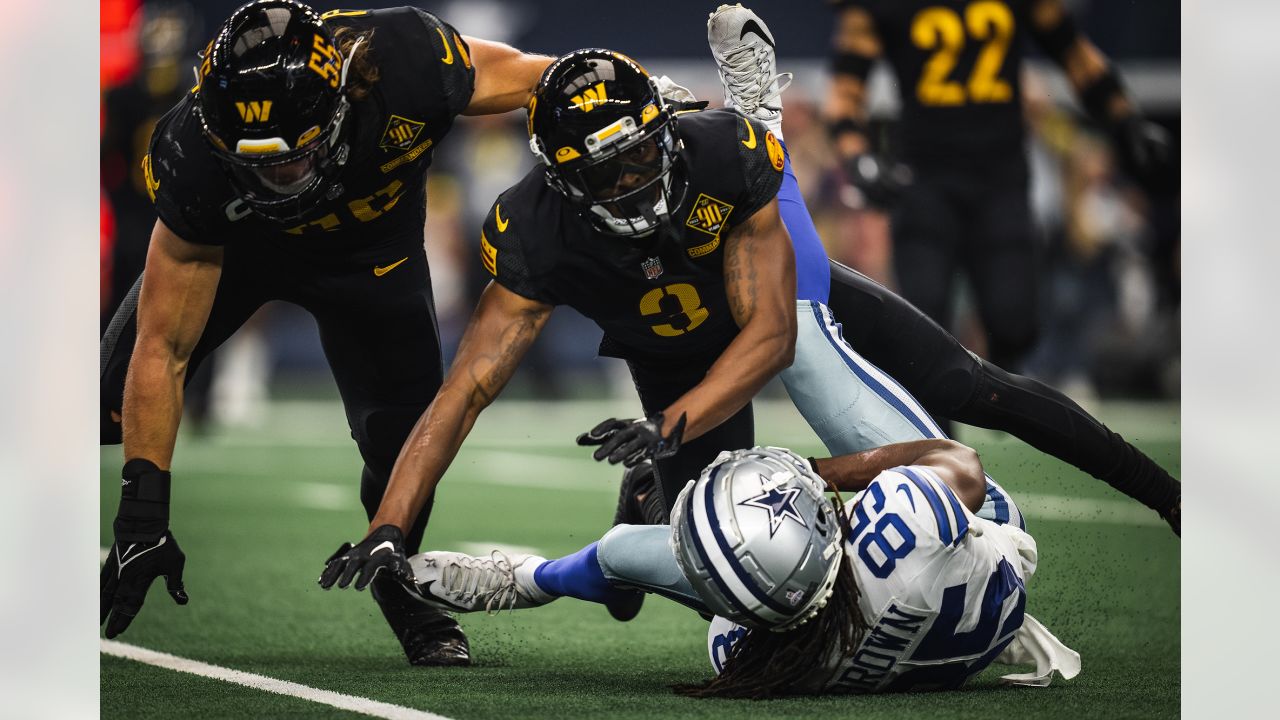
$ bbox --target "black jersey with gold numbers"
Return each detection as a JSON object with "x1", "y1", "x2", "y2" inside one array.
[
  {"x1": 836, "y1": 0, "x2": 1030, "y2": 166},
  {"x1": 480, "y1": 109, "x2": 785, "y2": 362},
  {"x1": 144, "y1": 7, "x2": 475, "y2": 249}
]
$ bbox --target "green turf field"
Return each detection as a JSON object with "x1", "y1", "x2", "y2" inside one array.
[{"x1": 100, "y1": 398, "x2": 1180, "y2": 719}]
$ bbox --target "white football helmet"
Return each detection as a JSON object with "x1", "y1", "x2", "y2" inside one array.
[{"x1": 670, "y1": 447, "x2": 843, "y2": 632}]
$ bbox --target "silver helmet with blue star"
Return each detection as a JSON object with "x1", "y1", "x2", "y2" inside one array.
[{"x1": 670, "y1": 446, "x2": 844, "y2": 632}]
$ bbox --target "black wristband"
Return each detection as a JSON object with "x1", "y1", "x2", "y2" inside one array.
[
  {"x1": 116, "y1": 459, "x2": 172, "y2": 542},
  {"x1": 1079, "y1": 68, "x2": 1125, "y2": 128},
  {"x1": 807, "y1": 457, "x2": 821, "y2": 474}
]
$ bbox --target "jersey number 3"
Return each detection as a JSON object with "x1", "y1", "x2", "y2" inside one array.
[
  {"x1": 640, "y1": 283, "x2": 709, "y2": 337},
  {"x1": 911, "y1": 1, "x2": 1015, "y2": 106}
]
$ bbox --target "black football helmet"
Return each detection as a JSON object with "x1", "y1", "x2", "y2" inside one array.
[
  {"x1": 195, "y1": 0, "x2": 356, "y2": 222},
  {"x1": 529, "y1": 49, "x2": 687, "y2": 238}
]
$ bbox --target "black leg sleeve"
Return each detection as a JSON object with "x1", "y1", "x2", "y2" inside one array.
[
  {"x1": 827, "y1": 259, "x2": 1179, "y2": 516},
  {"x1": 961, "y1": 358, "x2": 1180, "y2": 515}
]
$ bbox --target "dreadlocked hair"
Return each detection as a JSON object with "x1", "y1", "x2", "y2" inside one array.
[
  {"x1": 333, "y1": 26, "x2": 378, "y2": 100},
  {"x1": 673, "y1": 492, "x2": 871, "y2": 699}
]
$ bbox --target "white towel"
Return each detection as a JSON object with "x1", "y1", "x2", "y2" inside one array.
[{"x1": 995, "y1": 613, "x2": 1082, "y2": 687}]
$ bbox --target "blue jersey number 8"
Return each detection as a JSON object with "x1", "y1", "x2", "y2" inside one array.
[
  {"x1": 848, "y1": 484, "x2": 917, "y2": 579},
  {"x1": 857, "y1": 513, "x2": 917, "y2": 578}
]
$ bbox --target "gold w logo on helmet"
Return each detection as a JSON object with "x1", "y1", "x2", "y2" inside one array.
[
  {"x1": 570, "y1": 82, "x2": 608, "y2": 112},
  {"x1": 235, "y1": 101, "x2": 273, "y2": 123}
]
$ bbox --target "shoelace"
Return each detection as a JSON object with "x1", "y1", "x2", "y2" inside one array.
[
  {"x1": 438, "y1": 550, "x2": 520, "y2": 614},
  {"x1": 717, "y1": 44, "x2": 793, "y2": 113}
]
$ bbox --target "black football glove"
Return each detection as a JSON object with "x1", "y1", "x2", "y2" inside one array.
[
  {"x1": 577, "y1": 412, "x2": 687, "y2": 467},
  {"x1": 101, "y1": 459, "x2": 188, "y2": 638},
  {"x1": 1112, "y1": 114, "x2": 1176, "y2": 194},
  {"x1": 318, "y1": 524, "x2": 413, "y2": 591},
  {"x1": 841, "y1": 153, "x2": 913, "y2": 209}
]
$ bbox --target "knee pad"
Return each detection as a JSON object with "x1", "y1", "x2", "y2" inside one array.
[{"x1": 919, "y1": 349, "x2": 985, "y2": 419}]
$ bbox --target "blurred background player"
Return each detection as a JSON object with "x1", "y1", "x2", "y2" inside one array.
[
  {"x1": 99, "y1": 0, "x2": 554, "y2": 667},
  {"x1": 704, "y1": 3, "x2": 1178, "y2": 531},
  {"x1": 825, "y1": 0, "x2": 1174, "y2": 380},
  {"x1": 401, "y1": 441, "x2": 1078, "y2": 696}
]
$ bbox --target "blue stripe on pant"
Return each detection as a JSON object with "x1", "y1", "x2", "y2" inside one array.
[
  {"x1": 778, "y1": 148, "x2": 831, "y2": 304},
  {"x1": 781, "y1": 299, "x2": 1024, "y2": 528}
]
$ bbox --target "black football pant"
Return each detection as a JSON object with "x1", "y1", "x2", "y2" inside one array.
[
  {"x1": 627, "y1": 354, "x2": 755, "y2": 516},
  {"x1": 827, "y1": 260, "x2": 1179, "y2": 516},
  {"x1": 891, "y1": 160, "x2": 1039, "y2": 371},
  {"x1": 100, "y1": 231, "x2": 444, "y2": 553}
]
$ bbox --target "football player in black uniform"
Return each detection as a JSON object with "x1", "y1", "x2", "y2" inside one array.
[
  {"x1": 318, "y1": 49, "x2": 800, "y2": 594},
  {"x1": 99, "y1": 0, "x2": 555, "y2": 667},
  {"x1": 826, "y1": 0, "x2": 1173, "y2": 372}
]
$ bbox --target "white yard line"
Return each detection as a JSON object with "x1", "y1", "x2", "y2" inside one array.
[
  {"x1": 101, "y1": 640, "x2": 451, "y2": 720},
  {"x1": 454, "y1": 541, "x2": 545, "y2": 558},
  {"x1": 296, "y1": 482, "x2": 352, "y2": 510}
]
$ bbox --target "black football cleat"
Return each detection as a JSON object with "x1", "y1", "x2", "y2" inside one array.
[
  {"x1": 605, "y1": 588, "x2": 645, "y2": 623},
  {"x1": 613, "y1": 461, "x2": 655, "y2": 527},
  {"x1": 372, "y1": 574, "x2": 471, "y2": 667}
]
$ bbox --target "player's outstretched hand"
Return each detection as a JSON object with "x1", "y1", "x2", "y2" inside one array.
[
  {"x1": 1114, "y1": 115, "x2": 1176, "y2": 194},
  {"x1": 100, "y1": 530, "x2": 189, "y2": 639},
  {"x1": 841, "y1": 153, "x2": 913, "y2": 209},
  {"x1": 319, "y1": 524, "x2": 413, "y2": 591},
  {"x1": 577, "y1": 412, "x2": 687, "y2": 467}
]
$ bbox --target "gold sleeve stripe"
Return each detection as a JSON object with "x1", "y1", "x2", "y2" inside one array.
[{"x1": 480, "y1": 231, "x2": 498, "y2": 276}]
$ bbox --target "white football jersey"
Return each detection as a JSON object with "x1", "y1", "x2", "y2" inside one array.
[{"x1": 707, "y1": 465, "x2": 1038, "y2": 693}]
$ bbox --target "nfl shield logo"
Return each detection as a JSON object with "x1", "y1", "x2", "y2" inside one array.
[{"x1": 641, "y1": 256, "x2": 664, "y2": 280}]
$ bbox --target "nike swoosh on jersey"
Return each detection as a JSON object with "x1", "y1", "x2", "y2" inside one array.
[
  {"x1": 373, "y1": 257, "x2": 409, "y2": 276},
  {"x1": 495, "y1": 204, "x2": 510, "y2": 232},
  {"x1": 739, "y1": 19, "x2": 776, "y2": 49},
  {"x1": 436, "y1": 28, "x2": 454, "y2": 64},
  {"x1": 741, "y1": 117, "x2": 757, "y2": 149}
]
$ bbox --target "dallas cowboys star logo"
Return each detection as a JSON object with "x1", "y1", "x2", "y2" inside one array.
[{"x1": 738, "y1": 478, "x2": 807, "y2": 538}]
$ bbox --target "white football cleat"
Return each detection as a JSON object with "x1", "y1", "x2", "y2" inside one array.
[
  {"x1": 407, "y1": 550, "x2": 554, "y2": 614},
  {"x1": 707, "y1": 3, "x2": 792, "y2": 139}
]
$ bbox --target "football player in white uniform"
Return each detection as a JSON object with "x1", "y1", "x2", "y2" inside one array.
[{"x1": 402, "y1": 440, "x2": 1078, "y2": 697}]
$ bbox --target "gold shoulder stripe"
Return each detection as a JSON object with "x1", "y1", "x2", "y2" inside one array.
[
  {"x1": 454, "y1": 33, "x2": 472, "y2": 69},
  {"x1": 141, "y1": 154, "x2": 159, "y2": 202}
]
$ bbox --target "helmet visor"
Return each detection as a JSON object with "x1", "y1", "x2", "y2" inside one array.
[{"x1": 578, "y1": 137, "x2": 664, "y2": 201}]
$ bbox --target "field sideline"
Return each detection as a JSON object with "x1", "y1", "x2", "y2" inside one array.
[{"x1": 100, "y1": 398, "x2": 1180, "y2": 719}]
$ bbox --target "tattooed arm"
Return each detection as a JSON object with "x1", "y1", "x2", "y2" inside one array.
[
  {"x1": 657, "y1": 197, "x2": 797, "y2": 442},
  {"x1": 369, "y1": 281, "x2": 553, "y2": 534}
]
